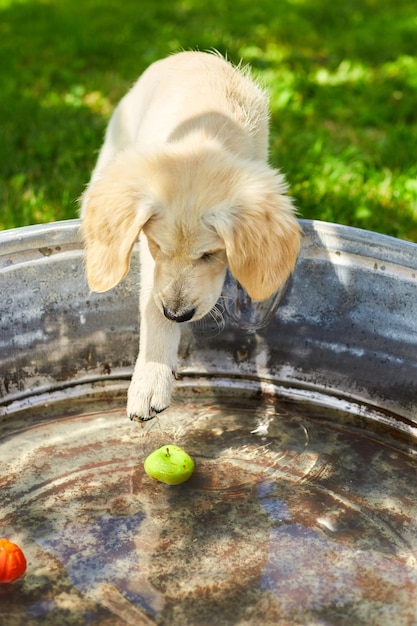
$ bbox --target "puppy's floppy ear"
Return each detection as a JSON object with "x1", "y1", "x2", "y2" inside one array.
[
  {"x1": 80, "y1": 152, "x2": 155, "y2": 293},
  {"x1": 209, "y1": 164, "x2": 301, "y2": 301}
]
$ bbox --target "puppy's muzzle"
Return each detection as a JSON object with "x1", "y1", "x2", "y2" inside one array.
[{"x1": 163, "y1": 306, "x2": 196, "y2": 323}]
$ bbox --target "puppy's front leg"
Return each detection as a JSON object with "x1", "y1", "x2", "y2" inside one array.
[
  {"x1": 127, "y1": 237, "x2": 180, "y2": 421},
  {"x1": 127, "y1": 297, "x2": 180, "y2": 421}
]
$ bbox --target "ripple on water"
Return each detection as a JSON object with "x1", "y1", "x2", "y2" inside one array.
[{"x1": 1, "y1": 388, "x2": 417, "y2": 625}]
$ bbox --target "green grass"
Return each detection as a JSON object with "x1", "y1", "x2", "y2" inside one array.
[{"x1": 1, "y1": 0, "x2": 417, "y2": 240}]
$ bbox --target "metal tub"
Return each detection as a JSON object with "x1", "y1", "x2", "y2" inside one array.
[{"x1": 1, "y1": 219, "x2": 417, "y2": 625}]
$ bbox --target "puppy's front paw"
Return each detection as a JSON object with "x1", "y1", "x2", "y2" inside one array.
[{"x1": 127, "y1": 362, "x2": 174, "y2": 422}]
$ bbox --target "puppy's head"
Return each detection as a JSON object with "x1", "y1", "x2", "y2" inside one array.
[{"x1": 81, "y1": 145, "x2": 301, "y2": 322}]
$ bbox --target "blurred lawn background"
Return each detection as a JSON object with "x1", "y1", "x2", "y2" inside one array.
[{"x1": 1, "y1": 0, "x2": 416, "y2": 239}]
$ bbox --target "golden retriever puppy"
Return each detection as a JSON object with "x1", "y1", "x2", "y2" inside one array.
[{"x1": 81, "y1": 51, "x2": 301, "y2": 421}]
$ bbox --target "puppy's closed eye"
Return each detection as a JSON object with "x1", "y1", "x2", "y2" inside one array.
[{"x1": 199, "y1": 250, "x2": 222, "y2": 263}]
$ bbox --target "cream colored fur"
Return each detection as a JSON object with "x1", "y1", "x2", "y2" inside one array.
[{"x1": 81, "y1": 51, "x2": 301, "y2": 420}]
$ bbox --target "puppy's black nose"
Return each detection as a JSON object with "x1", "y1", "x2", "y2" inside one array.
[{"x1": 163, "y1": 307, "x2": 196, "y2": 323}]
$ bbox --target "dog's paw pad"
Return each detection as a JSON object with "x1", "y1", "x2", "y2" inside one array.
[
  {"x1": 129, "y1": 404, "x2": 167, "y2": 422},
  {"x1": 129, "y1": 413, "x2": 154, "y2": 423}
]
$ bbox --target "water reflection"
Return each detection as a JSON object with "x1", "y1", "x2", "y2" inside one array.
[{"x1": 1, "y1": 392, "x2": 417, "y2": 624}]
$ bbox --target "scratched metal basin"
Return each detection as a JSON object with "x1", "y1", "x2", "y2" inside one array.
[{"x1": 1, "y1": 219, "x2": 417, "y2": 625}]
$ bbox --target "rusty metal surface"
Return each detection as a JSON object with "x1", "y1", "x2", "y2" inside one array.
[
  {"x1": 3, "y1": 218, "x2": 417, "y2": 419},
  {"x1": 0, "y1": 220, "x2": 140, "y2": 410}
]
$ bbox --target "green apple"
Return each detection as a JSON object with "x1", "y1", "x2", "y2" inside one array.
[{"x1": 144, "y1": 445, "x2": 195, "y2": 485}]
